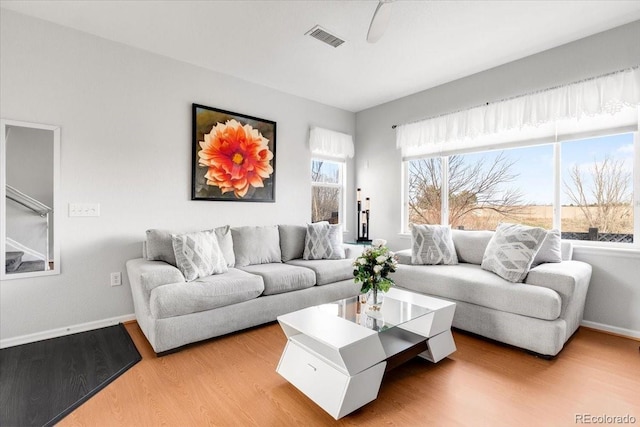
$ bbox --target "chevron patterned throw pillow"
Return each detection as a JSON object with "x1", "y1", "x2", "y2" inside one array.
[
  {"x1": 410, "y1": 224, "x2": 458, "y2": 265},
  {"x1": 303, "y1": 222, "x2": 346, "y2": 260},
  {"x1": 171, "y1": 230, "x2": 228, "y2": 281},
  {"x1": 481, "y1": 222, "x2": 547, "y2": 283}
]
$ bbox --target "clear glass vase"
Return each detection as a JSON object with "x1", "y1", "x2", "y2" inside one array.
[{"x1": 366, "y1": 286, "x2": 384, "y2": 314}]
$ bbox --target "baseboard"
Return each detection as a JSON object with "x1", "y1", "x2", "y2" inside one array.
[
  {"x1": 0, "y1": 314, "x2": 137, "y2": 349},
  {"x1": 580, "y1": 320, "x2": 640, "y2": 340}
]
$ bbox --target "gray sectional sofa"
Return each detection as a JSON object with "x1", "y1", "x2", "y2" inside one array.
[
  {"x1": 126, "y1": 225, "x2": 362, "y2": 354},
  {"x1": 127, "y1": 224, "x2": 591, "y2": 358},
  {"x1": 392, "y1": 229, "x2": 592, "y2": 357}
]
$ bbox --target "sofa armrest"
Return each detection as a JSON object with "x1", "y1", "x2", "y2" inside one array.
[
  {"x1": 395, "y1": 249, "x2": 412, "y2": 265},
  {"x1": 126, "y1": 258, "x2": 186, "y2": 296},
  {"x1": 344, "y1": 244, "x2": 366, "y2": 259},
  {"x1": 525, "y1": 260, "x2": 592, "y2": 336}
]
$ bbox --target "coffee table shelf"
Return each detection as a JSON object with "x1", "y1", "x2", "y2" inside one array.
[{"x1": 276, "y1": 287, "x2": 456, "y2": 419}]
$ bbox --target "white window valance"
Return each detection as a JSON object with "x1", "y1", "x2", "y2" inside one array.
[
  {"x1": 310, "y1": 127, "x2": 354, "y2": 159},
  {"x1": 397, "y1": 67, "x2": 640, "y2": 158}
]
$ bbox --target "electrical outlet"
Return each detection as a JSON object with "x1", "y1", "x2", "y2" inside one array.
[{"x1": 110, "y1": 272, "x2": 122, "y2": 287}]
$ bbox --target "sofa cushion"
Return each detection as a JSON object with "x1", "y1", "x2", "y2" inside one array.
[
  {"x1": 287, "y1": 258, "x2": 354, "y2": 286},
  {"x1": 395, "y1": 248, "x2": 412, "y2": 265},
  {"x1": 532, "y1": 229, "x2": 562, "y2": 266},
  {"x1": 149, "y1": 268, "x2": 264, "y2": 319},
  {"x1": 172, "y1": 230, "x2": 228, "y2": 281},
  {"x1": 279, "y1": 224, "x2": 306, "y2": 261},
  {"x1": 238, "y1": 263, "x2": 316, "y2": 295},
  {"x1": 303, "y1": 222, "x2": 345, "y2": 260},
  {"x1": 451, "y1": 229, "x2": 494, "y2": 265},
  {"x1": 393, "y1": 263, "x2": 562, "y2": 321},
  {"x1": 146, "y1": 229, "x2": 178, "y2": 266},
  {"x1": 410, "y1": 224, "x2": 458, "y2": 265},
  {"x1": 214, "y1": 225, "x2": 235, "y2": 267},
  {"x1": 481, "y1": 223, "x2": 547, "y2": 283},
  {"x1": 232, "y1": 225, "x2": 282, "y2": 267}
]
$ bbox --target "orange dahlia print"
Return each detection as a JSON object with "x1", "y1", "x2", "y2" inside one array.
[{"x1": 198, "y1": 119, "x2": 274, "y2": 198}]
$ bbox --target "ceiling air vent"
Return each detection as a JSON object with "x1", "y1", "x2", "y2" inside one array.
[{"x1": 306, "y1": 25, "x2": 345, "y2": 48}]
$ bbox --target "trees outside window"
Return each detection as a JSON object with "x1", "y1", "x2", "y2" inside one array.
[
  {"x1": 561, "y1": 134, "x2": 634, "y2": 242},
  {"x1": 311, "y1": 159, "x2": 344, "y2": 224},
  {"x1": 408, "y1": 146, "x2": 553, "y2": 231},
  {"x1": 405, "y1": 133, "x2": 635, "y2": 244}
]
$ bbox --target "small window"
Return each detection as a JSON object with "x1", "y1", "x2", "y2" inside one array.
[{"x1": 311, "y1": 159, "x2": 345, "y2": 224}]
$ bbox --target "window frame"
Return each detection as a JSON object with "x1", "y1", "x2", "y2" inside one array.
[
  {"x1": 311, "y1": 157, "x2": 347, "y2": 228},
  {"x1": 401, "y1": 130, "x2": 639, "y2": 250}
]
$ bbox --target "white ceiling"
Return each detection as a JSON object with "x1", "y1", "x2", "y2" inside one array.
[{"x1": 2, "y1": 1, "x2": 640, "y2": 112}]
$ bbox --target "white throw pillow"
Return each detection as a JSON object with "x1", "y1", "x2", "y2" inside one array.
[
  {"x1": 171, "y1": 230, "x2": 228, "y2": 282},
  {"x1": 410, "y1": 224, "x2": 458, "y2": 265},
  {"x1": 481, "y1": 223, "x2": 547, "y2": 283},
  {"x1": 532, "y1": 229, "x2": 562, "y2": 266},
  {"x1": 303, "y1": 222, "x2": 345, "y2": 260}
]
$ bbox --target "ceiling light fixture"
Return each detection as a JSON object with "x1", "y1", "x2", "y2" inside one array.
[{"x1": 367, "y1": 0, "x2": 395, "y2": 43}]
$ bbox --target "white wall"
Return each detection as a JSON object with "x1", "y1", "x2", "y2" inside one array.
[
  {"x1": 355, "y1": 21, "x2": 640, "y2": 337},
  {"x1": 0, "y1": 10, "x2": 355, "y2": 343}
]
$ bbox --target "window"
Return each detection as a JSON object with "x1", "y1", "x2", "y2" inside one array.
[
  {"x1": 311, "y1": 159, "x2": 345, "y2": 224},
  {"x1": 404, "y1": 132, "x2": 637, "y2": 246},
  {"x1": 398, "y1": 68, "x2": 639, "y2": 247},
  {"x1": 561, "y1": 134, "x2": 635, "y2": 244}
]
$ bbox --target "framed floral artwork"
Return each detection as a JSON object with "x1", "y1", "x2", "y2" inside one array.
[{"x1": 192, "y1": 103, "x2": 276, "y2": 202}]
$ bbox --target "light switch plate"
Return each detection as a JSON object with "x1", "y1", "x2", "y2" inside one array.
[{"x1": 69, "y1": 203, "x2": 100, "y2": 217}]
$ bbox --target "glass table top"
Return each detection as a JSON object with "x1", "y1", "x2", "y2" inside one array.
[{"x1": 312, "y1": 293, "x2": 433, "y2": 333}]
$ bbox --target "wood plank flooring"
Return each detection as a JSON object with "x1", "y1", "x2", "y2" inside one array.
[{"x1": 59, "y1": 322, "x2": 639, "y2": 426}]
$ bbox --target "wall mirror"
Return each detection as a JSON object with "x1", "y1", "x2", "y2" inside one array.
[{"x1": 1, "y1": 119, "x2": 60, "y2": 280}]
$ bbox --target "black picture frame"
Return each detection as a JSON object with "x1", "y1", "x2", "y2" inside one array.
[{"x1": 192, "y1": 103, "x2": 276, "y2": 202}]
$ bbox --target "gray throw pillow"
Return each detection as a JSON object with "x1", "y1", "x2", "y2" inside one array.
[
  {"x1": 146, "y1": 229, "x2": 177, "y2": 266},
  {"x1": 451, "y1": 229, "x2": 494, "y2": 265},
  {"x1": 231, "y1": 225, "x2": 282, "y2": 267},
  {"x1": 410, "y1": 224, "x2": 458, "y2": 265},
  {"x1": 532, "y1": 229, "x2": 562, "y2": 266},
  {"x1": 214, "y1": 225, "x2": 235, "y2": 267},
  {"x1": 303, "y1": 222, "x2": 345, "y2": 260},
  {"x1": 171, "y1": 230, "x2": 228, "y2": 282},
  {"x1": 481, "y1": 223, "x2": 547, "y2": 283},
  {"x1": 279, "y1": 225, "x2": 307, "y2": 261}
]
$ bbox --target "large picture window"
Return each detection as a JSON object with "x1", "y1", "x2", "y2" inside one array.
[
  {"x1": 311, "y1": 159, "x2": 345, "y2": 224},
  {"x1": 404, "y1": 132, "x2": 637, "y2": 246}
]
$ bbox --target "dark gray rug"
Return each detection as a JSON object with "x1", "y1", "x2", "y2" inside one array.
[{"x1": 0, "y1": 323, "x2": 141, "y2": 426}]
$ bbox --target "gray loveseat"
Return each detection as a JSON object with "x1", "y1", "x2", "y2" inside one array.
[
  {"x1": 126, "y1": 225, "x2": 361, "y2": 354},
  {"x1": 392, "y1": 229, "x2": 592, "y2": 357}
]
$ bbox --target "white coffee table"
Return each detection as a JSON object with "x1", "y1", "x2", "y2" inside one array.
[{"x1": 276, "y1": 287, "x2": 456, "y2": 419}]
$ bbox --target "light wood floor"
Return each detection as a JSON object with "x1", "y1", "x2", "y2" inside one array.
[{"x1": 60, "y1": 322, "x2": 639, "y2": 427}]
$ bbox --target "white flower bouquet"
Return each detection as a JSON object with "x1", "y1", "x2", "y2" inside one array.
[{"x1": 353, "y1": 239, "x2": 398, "y2": 299}]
